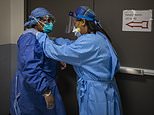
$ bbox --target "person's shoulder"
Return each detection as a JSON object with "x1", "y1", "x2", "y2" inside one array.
[
  {"x1": 74, "y1": 34, "x2": 95, "y2": 46},
  {"x1": 81, "y1": 33, "x2": 98, "y2": 42},
  {"x1": 96, "y1": 31, "x2": 107, "y2": 39},
  {"x1": 78, "y1": 33, "x2": 93, "y2": 40},
  {"x1": 18, "y1": 32, "x2": 36, "y2": 45}
]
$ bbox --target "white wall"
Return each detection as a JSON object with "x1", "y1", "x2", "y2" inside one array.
[
  {"x1": 0, "y1": 0, "x2": 24, "y2": 45},
  {"x1": 0, "y1": 0, "x2": 10, "y2": 45},
  {"x1": 10, "y1": 0, "x2": 24, "y2": 44},
  {"x1": 0, "y1": 0, "x2": 24, "y2": 114}
]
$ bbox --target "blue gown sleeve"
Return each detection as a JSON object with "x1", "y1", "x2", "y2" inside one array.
[
  {"x1": 37, "y1": 33, "x2": 95, "y2": 66},
  {"x1": 53, "y1": 37, "x2": 74, "y2": 45},
  {"x1": 20, "y1": 33, "x2": 53, "y2": 94}
]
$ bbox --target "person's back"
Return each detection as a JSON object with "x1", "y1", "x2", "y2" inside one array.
[{"x1": 72, "y1": 32, "x2": 113, "y2": 78}]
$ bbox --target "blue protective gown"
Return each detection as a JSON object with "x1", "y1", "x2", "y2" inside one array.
[
  {"x1": 10, "y1": 29, "x2": 66, "y2": 115},
  {"x1": 37, "y1": 32, "x2": 122, "y2": 115}
]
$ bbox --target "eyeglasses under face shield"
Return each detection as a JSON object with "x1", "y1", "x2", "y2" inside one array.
[{"x1": 39, "y1": 15, "x2": 56, "y2": 24}]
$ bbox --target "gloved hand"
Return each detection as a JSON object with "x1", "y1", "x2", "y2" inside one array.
[{"x1": 43, "y1": 91, "x2": 54, "y2": 109}]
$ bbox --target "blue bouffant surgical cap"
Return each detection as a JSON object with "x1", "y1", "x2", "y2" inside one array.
[
  {"x1": 69, "y1": 6, "x2": 96, "y2": 21},
  {"x1": 24, "y1": 7, "x2": 54, "y2": 27}
]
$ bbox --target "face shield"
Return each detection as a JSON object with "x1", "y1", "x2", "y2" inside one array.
[
  {"x1": 65, "y1": 11, "x2": 76, "y2": 33},
  {"x1": 65, "y1": 7, "x2": 96, "y2": 34}
]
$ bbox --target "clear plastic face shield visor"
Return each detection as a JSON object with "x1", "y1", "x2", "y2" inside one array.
[
  {"x1": 65, "y1": 11, "x2": 78, "y2": 33},
  {"x1": 65, "y1": 16, "x2": 75, "y2": 33}
]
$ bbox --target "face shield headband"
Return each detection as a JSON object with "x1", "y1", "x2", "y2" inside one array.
[
  {"x1": 65, "y1": 11, "x2": 96, "y2": 34},
  {"x1": 65, "y1": 10, "x2": 104, "y2": 34}
]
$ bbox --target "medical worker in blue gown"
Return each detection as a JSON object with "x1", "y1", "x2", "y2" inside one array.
[
  {"x1": 37, "y1": 6, "x2": 122, "y2": 115},
  {"x1": 10, "y1": 7, "x2": 66, "y2": 115}
]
